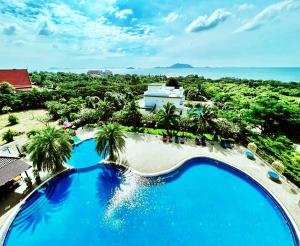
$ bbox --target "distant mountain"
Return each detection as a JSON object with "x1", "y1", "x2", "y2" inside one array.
[
  {"x1": 155, "y1": 63, "x2": 194, "y2": 69},
  {"x1": 127, "y1": 67, "x2": 135, "y2": 69}
]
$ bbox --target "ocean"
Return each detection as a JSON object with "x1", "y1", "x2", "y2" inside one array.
[{"x1": 46, "y1": 67, "x2": 300, "y2": 83}]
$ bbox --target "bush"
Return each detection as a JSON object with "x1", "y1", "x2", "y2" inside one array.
[
  {"x1": 33, "y1": 169, "x2": 41, "y2": 184},
  {"x1": 8, "y1": 114, "x2": 19, "y2": 125},
  {"x1": 2, "y1": 129, "x2": 17, "y2": 143},
  {"x1": 26, "y1": 129, "x2": 39, "y2": 138}
]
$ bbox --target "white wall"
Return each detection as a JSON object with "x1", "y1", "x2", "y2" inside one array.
[{"x1": 144, "y1": 96, "x2": 183, "y2": 110}]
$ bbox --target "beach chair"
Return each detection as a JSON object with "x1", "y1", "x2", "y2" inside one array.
[
  {"x1": 175, "y1": 135, "x2": 179, "y2": 144},
  {"x1": 201, "y1": 136, "x2": 207, "y2": 146},
  {"x1": 180, "y1": 136, "x2": 185, "y2": 144},
  {"x1": 220, "y1": 140, "x2": 227, "y2": 149},
  {"x1": 195, "y1": 137, "x2": 201, "y2": 145}
]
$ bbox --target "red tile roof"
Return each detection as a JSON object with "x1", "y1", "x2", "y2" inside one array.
[{"x1": 0, "y1": 69, "x2": 32, "y2": 91}]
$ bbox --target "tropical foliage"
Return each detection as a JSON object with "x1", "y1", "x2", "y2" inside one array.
[
  {"x1": 95, "y1": 123, "x2": 126, "y2": 161},
  {"x1": 0, "y1": 72, "x2": 299, "y2": 186},
  {"x1": 157, "y1": 102, "x2": 179, "y2": 135},
  {"x1": 27, "y1": 126, "x2": 72, "y2": 172}
]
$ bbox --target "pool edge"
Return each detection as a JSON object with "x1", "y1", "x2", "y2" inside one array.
[
  {"x1": 0, "y1": 167, "x2": 74, "y2": 246},
  {"x1": 117, "y1": 155, "x2": 300, "y2": 246}
]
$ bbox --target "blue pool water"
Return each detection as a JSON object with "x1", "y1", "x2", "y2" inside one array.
[{"x1": 4, "y1": 140, "x2": 297, "y2": 246}]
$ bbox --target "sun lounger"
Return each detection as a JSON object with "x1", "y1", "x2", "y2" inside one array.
[
  {"x1": 180, "y1": 136, "x2": 185, "y2": 144},
  {"x1": 220, "y1": 140, "x2": 227, "y2": 148},
  {"x1": 201, "y1": 136, "x2": 207, "y2": 146}
]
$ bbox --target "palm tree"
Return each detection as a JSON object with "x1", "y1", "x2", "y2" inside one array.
[
  {"x1": 191, "y1": 104, "x2": 215, "y2": 133},
  {"x1": 27, "y1": 126, "x2": 72, "y2": 172},
  {"x1": 157, "y1": 102, "x2": 179, "y2": 135},
  {"x1": 95, "y1": 123, "x2": 126, "y2": 161}
]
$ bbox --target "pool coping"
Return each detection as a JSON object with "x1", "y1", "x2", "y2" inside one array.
[
  {"x1": 0, "y1": 167, "x2": 73, "y2": 246},
  {"x1": 70, "y1": 137, "x2": 300, "y2": 243},
  {"x1": 1, "y1": 139, "x2": 299, "y2": 246},
  {"x1": 115, "y1": 155, "x2": 300, "y2": 245}
]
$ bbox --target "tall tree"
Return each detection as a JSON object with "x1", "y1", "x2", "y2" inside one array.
[
  {"x1": 123, "y1": 99, "x2": 142, "y2": 130},
  {"x1": 157, "y1": 102, "x2": 179, "y2": 135},
  {"x1": 95, "y1": 123, "x2": 126, "y2": 161},
  {"x1": 27, "y1": 126, "x2": 72, "y2": 172}
]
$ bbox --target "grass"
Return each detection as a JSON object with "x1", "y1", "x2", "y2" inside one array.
[{"x1": 0, "y1": 109, "x2": 59, "y2": 146}]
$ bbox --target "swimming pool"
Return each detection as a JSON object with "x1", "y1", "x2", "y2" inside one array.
[{"x1": 3, "y1": 139, "x2": 299, "y2": 246}]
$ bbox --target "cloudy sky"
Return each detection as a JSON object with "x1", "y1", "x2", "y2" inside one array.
[{"x1": 0, "y1": 0, "x2": 300, "y2": 69}]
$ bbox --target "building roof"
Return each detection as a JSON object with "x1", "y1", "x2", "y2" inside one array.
[
  {"x1": 144, "y1": 85, "x2": 184, "y2": 98},
  {"x1": 0, "y1": 156, "x2": 31, "y2": 186},
  {"x1": 0, "y1": 69, "x2": 32, "y2": 91}
]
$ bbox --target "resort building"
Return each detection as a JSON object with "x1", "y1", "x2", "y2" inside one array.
[
  {"x1": 0, "y1": 69, "x2": 32, "y2": 91},
  {"x1": 141, "y1": 83, "x2": 185, "y2": 112},
  {"x1": 87, "y1": 69, "x2": 113, "y2": 76}
]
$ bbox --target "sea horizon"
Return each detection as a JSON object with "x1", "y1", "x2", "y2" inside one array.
[{"x1": 40, "y1": 67, "x2": 300, "y2": 83}]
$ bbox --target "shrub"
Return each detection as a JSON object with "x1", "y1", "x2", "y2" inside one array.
[
  {"x1": 8, "y1": 114, "x2": 19, "y2": 125},
  {"x1": 26, "y1": 129, "x2": 39, "y2": 138},
  {"x1": 2, "y1": 129, "x2": 17, "y2": 143},
  {"x1": 33, "y1": 169, "x2": 41, "y2": 184}
]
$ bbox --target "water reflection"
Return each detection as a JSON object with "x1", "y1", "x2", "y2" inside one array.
[
  {"x1": 96, "y1": 165, "x2": 125, "y2": 206},
  {"x1": 12, "y1": 174, "x2": 72, "y2": 234}
]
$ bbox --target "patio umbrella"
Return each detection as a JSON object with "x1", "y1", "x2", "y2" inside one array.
[
  {"x1": 63, "y1": 121, "x2": 72, "y2": 129},
  {"x1": 247, "y1": 142, "x2": 257, "y2": 154}
]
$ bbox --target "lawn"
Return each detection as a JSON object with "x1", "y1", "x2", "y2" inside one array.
[{"x1": 0, "y1": 109, "x2": 58, "y2": 146}]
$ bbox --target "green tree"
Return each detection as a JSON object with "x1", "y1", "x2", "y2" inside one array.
[
  {"x1": 123, "y1": 100, "x2": 142, "y2": 130},
  {"x1": 95, "y1": 123, "x2": 126, "y2": 161},
  {"x1": 191, "y1": 105, "x2": 215, "y2": 133},
  {"x1": 157, "y1": 102, "x2": 179, "y2": 135},
  {"x1": 27, "y1": 126, "x2": 72, "y2": 172},
  {"x1": 98, "y1": 100, "x2": 114, "y2": 122},
  {"x1": 166, "y1": 77, "x2": 179, "y2": 88},
  {"x1": 0, "y1": 82, "x2": 15, "y2": 94}
]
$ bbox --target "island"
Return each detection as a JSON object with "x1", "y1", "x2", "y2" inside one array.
[{"x1": 155, "y1": 63, "x2": 194, "y2": 69}]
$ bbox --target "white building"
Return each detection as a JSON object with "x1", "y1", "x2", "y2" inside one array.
[
  {"x1": 87, "y1": 69, "x2": 113, "y2": 76},
  {"x1": 141, "y1": 83, "x2": 185, "y2": 112}
]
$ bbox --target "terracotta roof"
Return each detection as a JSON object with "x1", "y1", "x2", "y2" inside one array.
[
  {"x1": 0, "y1": 156, "x2": 31, "y2": 186},
  {"x1": 0, "y1": 69, "x2": 32, "y2": 91}
]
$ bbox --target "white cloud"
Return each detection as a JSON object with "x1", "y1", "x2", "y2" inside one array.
[
  {"x1": 115, "y1": 9, "x2": 133, "y2": 19},
  {"x1": 164, "y1": 12, "x2": 180, "y2": 23},
  {"x1": 235, "y1": 0, "x2": 300, "y2": 32},
  {"x1": 38, "y1": 21, "x2": 56, "y2": 36},
  {"x1": 186, "y1": 9, "x2": 231, "y2": 33},
  {"x1": 2, "y1": 24, "x2": 17, "y2": 35},
  {"x1": 237, "y1": 3, "x2": 254, "y2": 11}
]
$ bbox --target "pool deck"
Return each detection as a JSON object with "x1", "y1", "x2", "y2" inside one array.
[
  {"x1": 114, "y1": 132, "x2": 300, "y2": 232},
  {"x1": 1, "y1": 130, "x2": 300, "y2": 236}
]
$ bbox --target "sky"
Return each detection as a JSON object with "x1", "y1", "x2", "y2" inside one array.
[{"x1": 0, "y1": 0, "x2": 300, "y2": 69}]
